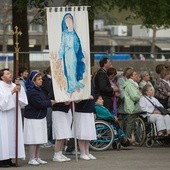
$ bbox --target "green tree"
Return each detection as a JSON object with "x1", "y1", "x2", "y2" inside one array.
[
  {"x1": 114, "y1": 0, "x2": 170, "y2": 55},
  {"x1": 95, "y1": 7, "x2": 141, "y2": 25}
]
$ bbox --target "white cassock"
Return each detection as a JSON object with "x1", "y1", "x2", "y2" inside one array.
[{"x1": 0, "y1": 80, "x2": 28, "y2": 160}]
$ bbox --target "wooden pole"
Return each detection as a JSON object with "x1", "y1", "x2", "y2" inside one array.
[{"x1": 13, "y1": 26, "x2": 22, "y2": 167}]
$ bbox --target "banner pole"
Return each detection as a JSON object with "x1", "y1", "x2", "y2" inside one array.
[
  {"x1": 13, "y1": 26, "x2": 22, "y2": 167},
  {"x1": 72, "y1": 101, "x2": 78, "y2": 162}
]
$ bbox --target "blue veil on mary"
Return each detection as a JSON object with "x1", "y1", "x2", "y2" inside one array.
[{"x1": 60, "y1": 13, "x2": 85, "y2": 83}]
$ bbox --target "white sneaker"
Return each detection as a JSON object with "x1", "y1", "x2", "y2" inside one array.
[
  {"x1": 60, "y1": 154, "x2": 71, "y2": 161},
  {"x1": 79, "y1": 155, "x2": 90, "y2": 160},
  {"x1": 36, "y1": 158, "x2": 47, "y2": 164},
  {"x1": 88, "y1": 154, "x2": 96, "y2": 160},
  {"x1": 53, "y1": 154, "x2": 68, "y2": 162},
  {"x1": 28, "y1": 159, "x2": 40, "y2": 165}
]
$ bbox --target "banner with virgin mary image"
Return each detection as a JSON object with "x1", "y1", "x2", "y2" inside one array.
[{"x1": 47, "y1": 6, "x2": 91, "y2": 102}]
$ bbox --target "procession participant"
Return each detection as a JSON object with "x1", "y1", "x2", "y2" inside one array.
[
  {"x1": 24, "y1": 71, "x2": 55, "y2": 165},
  {"x1": 0, "y1": 68, "x2": 28, "y2": 167}
]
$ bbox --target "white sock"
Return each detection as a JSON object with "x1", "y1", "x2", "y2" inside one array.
[{"x1": 54, "y1": 152, "x2": 60, "y2": 156}]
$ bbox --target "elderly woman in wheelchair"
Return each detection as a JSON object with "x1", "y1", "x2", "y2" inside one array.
[
  {"x1": 139, "y1": 84, "x2": 170, "y2": 137},
  {"x1": 94, "y1": 95, "x2": 132, "y2": 148}
]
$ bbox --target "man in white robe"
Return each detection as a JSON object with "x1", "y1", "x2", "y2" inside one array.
[{"x1": 0, "y1": 68, "x2": 28, "y2": 167}]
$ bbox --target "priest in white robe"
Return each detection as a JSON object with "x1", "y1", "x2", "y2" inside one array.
[{"x1": 0, "y1": 68, "x2": 28, "y2": 167}]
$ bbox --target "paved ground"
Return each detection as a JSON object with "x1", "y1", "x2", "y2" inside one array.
[{"x1": 2, "y1": 145, "x2": 170, "y2": 170}]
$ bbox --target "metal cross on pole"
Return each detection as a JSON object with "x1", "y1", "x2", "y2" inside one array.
[
  {"x1": 13, "y1": 26, "x2": 22, "y2": 167},
  {"x1": 13, "y1": 26, "x2": 22, "y2": 70}
]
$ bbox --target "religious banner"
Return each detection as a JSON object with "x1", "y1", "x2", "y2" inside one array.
[{"x1": 46, "y1": 6, "x2": 91, "y2": 102}]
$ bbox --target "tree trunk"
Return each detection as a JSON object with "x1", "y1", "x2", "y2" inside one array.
[
  {"x1": 88, "y1": 1, "x2": 95, "y2": 67},
  {"x1": 151, "y1": 26, "x2": 157, "y2": 58},
  {"x1": 89, "y1": 17, "x2": 94, "y2": 66},
  {"x1": 12, "y1": 0, "x2": 30, "y2": 76}
]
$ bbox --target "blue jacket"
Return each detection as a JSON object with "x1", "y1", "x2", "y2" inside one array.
[
  {"x1": 24, "y1": 86, "x2": 52, "y2": 119},
  {"x1": 95, "y1": 104, "x2": 115, "y2": 121},
  {"x1": 49, "y1": 82, "x2": 70, "y2": 113}
]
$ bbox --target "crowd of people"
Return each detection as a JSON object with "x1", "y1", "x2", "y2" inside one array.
[{"x1": 0, "y1": 59, "x2": 170, "y2": 167}]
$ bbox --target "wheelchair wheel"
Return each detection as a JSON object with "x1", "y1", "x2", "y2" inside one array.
[
  {"x1": 89, "y1": 120, "x2": 114, "y2": 151},
  {"x1": 134, "y1": 117, "x2": 146, "y2": 146},
  {"x1": 146, "y1": 139, "x2": 154, "y2": 147}
]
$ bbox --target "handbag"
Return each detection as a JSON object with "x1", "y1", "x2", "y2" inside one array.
[
  {"x1": 144, "y1": 96, "x2": 170, "y2": 115},
  {"x1": 155, "y1": 106, "x2": 170, "y2": 115}
]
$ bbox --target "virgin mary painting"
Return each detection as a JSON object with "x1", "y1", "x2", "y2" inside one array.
[{"x1": 56, "y1": 13, "x2": 86, "y2": 94}]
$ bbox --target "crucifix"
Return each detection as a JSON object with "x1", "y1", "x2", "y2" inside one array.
[
  {"x1": 13, "y1": 25, "x2": 22, "y2": 167},
  {"x1": 13, "y1": 26, "x2": 22, "y2": 68}
]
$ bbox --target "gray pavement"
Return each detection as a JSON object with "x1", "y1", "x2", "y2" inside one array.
[{"x1": 2, "y1": 145, "x2": 170, "y2": 170}]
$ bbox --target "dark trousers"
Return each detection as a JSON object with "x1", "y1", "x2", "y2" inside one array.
[
  {"x1": 125, "y1": 114, "x2": 138, "y2": 138},
  {"x1": 102, "y1": 96, "x2": 113, "y2": 113},
  {"x1": 65, "y1": 138, "x2": 75, "y2": 152}
]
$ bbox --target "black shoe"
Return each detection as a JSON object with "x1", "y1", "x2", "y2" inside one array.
[
  {"x1": 6, "y1": 159, "x2": 16, "y2": 167},
  {"x1": 120, "y1": 137, "x2": 131, "y2": 147},
  {"x1": 0, "y1": 160, "x2": 10, "y2": 168},
  {"x1": 120, "y1": 136, "x2": 127, "y2": 143},
  {"x1": 8, "y1": 162, "x2": 16, "y2": 167}
]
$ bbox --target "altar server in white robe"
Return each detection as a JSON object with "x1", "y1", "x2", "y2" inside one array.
[{"x1": 0, "y1": 68, "x2": 28, "y2": 167}]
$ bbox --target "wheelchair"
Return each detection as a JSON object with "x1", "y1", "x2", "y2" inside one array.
[
  {"x1": 133, "y1": 113, "x2": 170, "y2": 147},
  {"x1": 89, "y1": 120, "x2": 121, "y2": 151}
]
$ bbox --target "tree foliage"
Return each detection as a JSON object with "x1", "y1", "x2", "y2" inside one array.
[
  {"x1": 114, "y1": 0, "x2": 170, "y2": 29},
  {"x1": 114, "y1": 0, "x2": 170, "y2": 53},
  {"x1": 65, "y1": 0, "x2": 170, "y2": 28}
]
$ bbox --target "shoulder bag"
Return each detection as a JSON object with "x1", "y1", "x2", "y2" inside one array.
[{"x1": 144, "y1": 96, "x2": 170, "y2": 115}]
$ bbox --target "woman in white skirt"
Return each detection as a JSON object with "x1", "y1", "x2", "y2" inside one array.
[
  {"x1": 24, "y1": 71, "x2": 56, "y2": 165},
  {"x1": 75, "y1": 97, "x2": 97, "y2": 160},
  {"x1": 52, "y1": 102, "x2": 73, "y2": 162}
]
